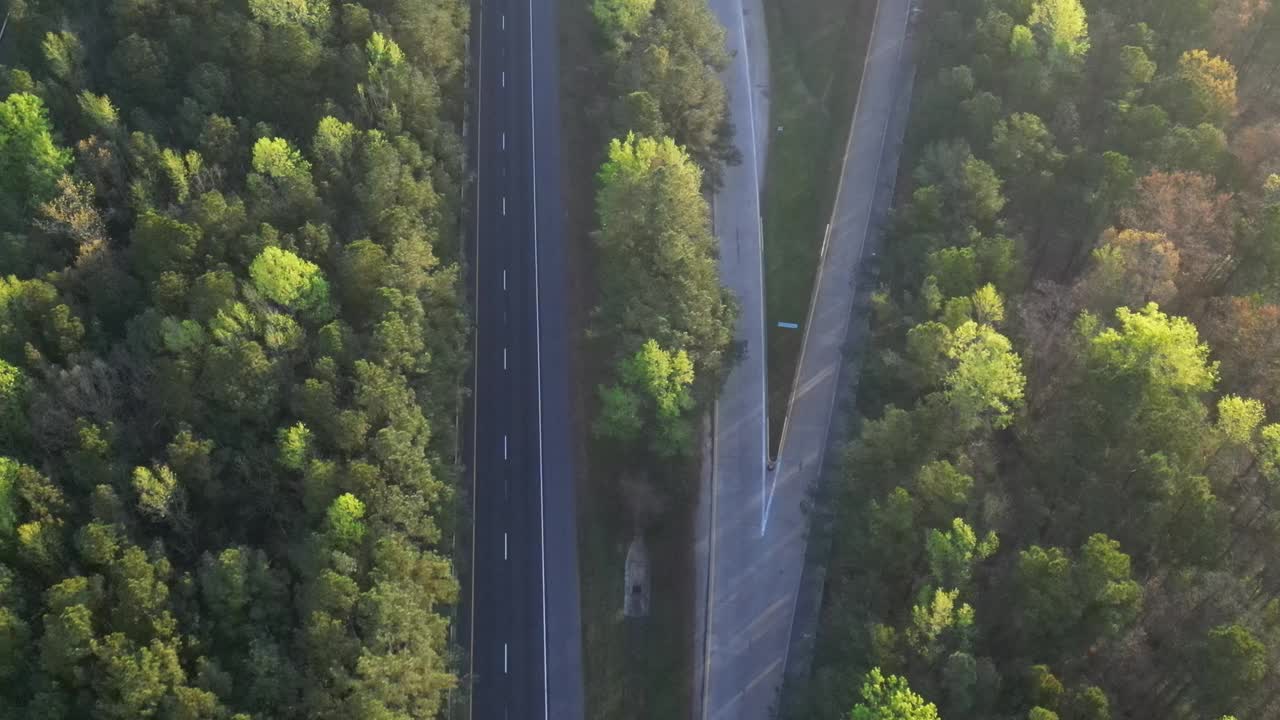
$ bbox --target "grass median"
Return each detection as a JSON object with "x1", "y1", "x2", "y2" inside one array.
[
  {"x1": 761, "y1": 0, "x2": 877, "y2": 454},
  {"x1": 559, "y1": 1, "x2": 696, "y2": 717}
]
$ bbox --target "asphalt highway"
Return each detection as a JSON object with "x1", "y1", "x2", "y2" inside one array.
[{"x1": 467, "y1": 0, "x2": 583, "y2": 717}]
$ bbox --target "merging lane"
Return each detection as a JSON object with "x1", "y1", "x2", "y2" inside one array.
[
  {"x1": 468, "y1": 0, "x2": 583, "y2": 717},
  {"x1": 699, "y1": 0, "x2": 916, "y2": 717}
]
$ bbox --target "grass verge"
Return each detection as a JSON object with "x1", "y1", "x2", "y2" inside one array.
[
  {"x1": 559, "y1": 1, "x2": 696, "y2": 717},
  {"x1": 762, "y1": 0, "x2": 878, "y2": 454}
]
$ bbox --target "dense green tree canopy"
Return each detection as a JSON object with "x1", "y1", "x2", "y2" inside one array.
[
  {"x1": 0, "y1": 0, "x2": 469, "y2": 715},
  {"x1": 801, "y1": 0, "x2": 1280, "y2": 717},
  {"x1": 593, "y1": 133, "x2": 735, "y2": 386},
  {"x1": 597, "y1": 0, "x2": 733, "y2": 183}
]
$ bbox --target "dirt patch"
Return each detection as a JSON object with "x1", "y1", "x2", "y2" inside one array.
[{"x1": 761, "y1": 0, "x2": 878, "y2": 455}]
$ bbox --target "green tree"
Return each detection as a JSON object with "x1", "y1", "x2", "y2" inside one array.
[
  {"x1": 325, "y1": 493, "x2": 366, "y2": 549},
  {"x1": 595, "y1": 384, "x2": 644, "y2": 446},
  {"x1": 596, "y1": 339, "x2": 696, "y2": 456},
  {"x1": 42, "y1": 31, "x2": 85, "y2": 85},
  {"x1": 594, "y1": 134, "x2": 734, "y2": 383},
  {"x1": 1029, "y1": 664, "x2": 1064, "y2": 708},
  {"x1": 131, "y1": 465, "x2": 182, "y2": 526},
  {"x1": 926, "y1": 518, "x2": 998, "y2": 589},
  {"x1": 1064, "y1": 686, "x2": 1110, "y2": 720},
  {"x1": 914, "y1": 460, "x2": 974, "y2": 523},
  {"x1": 0, "y1": 361, "x2": 25, "y2": 448},
  {"x1": 1029, "y1": 0, "x2": 1090, "y2": 61},
  {"x1": 849, "y1": 668, "x2": 942, "y2": 720},
  {"x1": 870, "y1": 487, "x2": 921, "y2": 582},
  {"x1": 248, "y1": 137, "x2": 320, "y2": 227},
  {"x1": 131, "y1": 212, "x2": 201, "y2": 282},
  {"x1": 942, "y1": 651, "x2": 978, "y2": 714},
  {"x1": 0, "y1": 459, "x2": 19, "y2": 540},
  {"x1": 77, "y1": 91, "x2": 120, "y2": 134},
  {"x1": 914, "y1": 143, "x2": 1007, "y2": 229},
  {"x1": 970, "y1": 284, "x2": 1006, "y2": 326},
  {"x1": 249, "y1": 246, "x2": 332, "y2": 320},
  {"x1": 1172, "y1": 49, "x2": 1238, "y2": 126},
  {"x1": 1017, "y1": 535, "x2": 1142, "y2": 648},
  {"x1": 990, "y1": 113, "x2": 1063, "y2": 197},
  {"x1": 609, "y1": 0, "x2": 731, "y2": 179},
  {"x1": 594, "y1": 0, "x2": 656, "y2": 41},
  {"x1": 1203, "y1": 623, "x2": 1267, "y2": 710},
  {"x1": 944, "y1": 321, "x2": 1025, "y2": 431},
  {"x1": 1017, "y1": 545, "x2": 1075, "y2": 642},
  {"x1": 1076, "y1": 534, "x2": 1142, "y2": 638},
  {"x1": 1087, "y1": 303, "x2": 1217, "y2": 394},
  {"x1": 0, "y1": 93, "x2": 72, "y2": 231},
  {"x1": 249, "y1": 0, "x2": 331, "y2": 29},
  {"x1": 277, "y1": 423, "x2": 313, "y2": 471},
  {"x1": 908, "y1": 587, "x2": 975, "y2": 661}
]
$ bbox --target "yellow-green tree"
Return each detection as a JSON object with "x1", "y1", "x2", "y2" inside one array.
[
  {"x1": 0, "y1": 93, "x2": 71, "y2": 231},
  {"x1": 849, "y1": 668, "x2": 942, "y2": 720},
  {"x1": 1173, "y1": 49, "x2": 1238, "y2": 126}
]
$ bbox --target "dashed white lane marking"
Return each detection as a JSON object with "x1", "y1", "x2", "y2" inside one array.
[
  {"x1": 503, "y1": 435, "x2": 508, "y2": 460},
  {"x1": 502, "y1": 196, "x2": 506, "y2": 216},
  {"x1": 502, "y1": 14, "x2": 505, "y2": 29},
  {"x1": 504, "y1": 347, "x2": 508, "y2": 370},
  {"x1": 502, "y1": 70, "x2": 505, "y2": 87},
  {"x1": 504, "y1": 532, "x2": 509, "y2": 560},
  {"x1": 502, "y1": 132, "x2": 506, "y2": 150},
  {"x1": 503, "y1": 269, "x2": 507, "y2": 290},
  {"x1": 504, "y1": 643, "x2": 508, "y2": 674}
]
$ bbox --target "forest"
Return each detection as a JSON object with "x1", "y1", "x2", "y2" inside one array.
[
  {"x1": 796, "y1": 0, "x2": 1280, "y2": 718},
  {"x1": 0, "y1": 0, "x2": 469, "y2": 717}
]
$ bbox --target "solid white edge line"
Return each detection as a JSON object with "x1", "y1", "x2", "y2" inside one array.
[
  {"x1": 529, "y1": 0, "x2": 552, "y2": 716},
  {"x1": 733, "y1": 0, "x2": 769, "y2": 539}
]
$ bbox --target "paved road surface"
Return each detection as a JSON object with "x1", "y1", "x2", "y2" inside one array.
[
  {"x1": 698, "y1": 0, "x2": 915, "y2": 717},
  {"x1": 696, "y1": 0, "x2": 775, "y2": 715},
  {"x1": 776, "y1": 0, "x2": 917, "y2": 689},
  {"x1": 467, "y1": 0, "x2": 584, "y2": 717}
]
